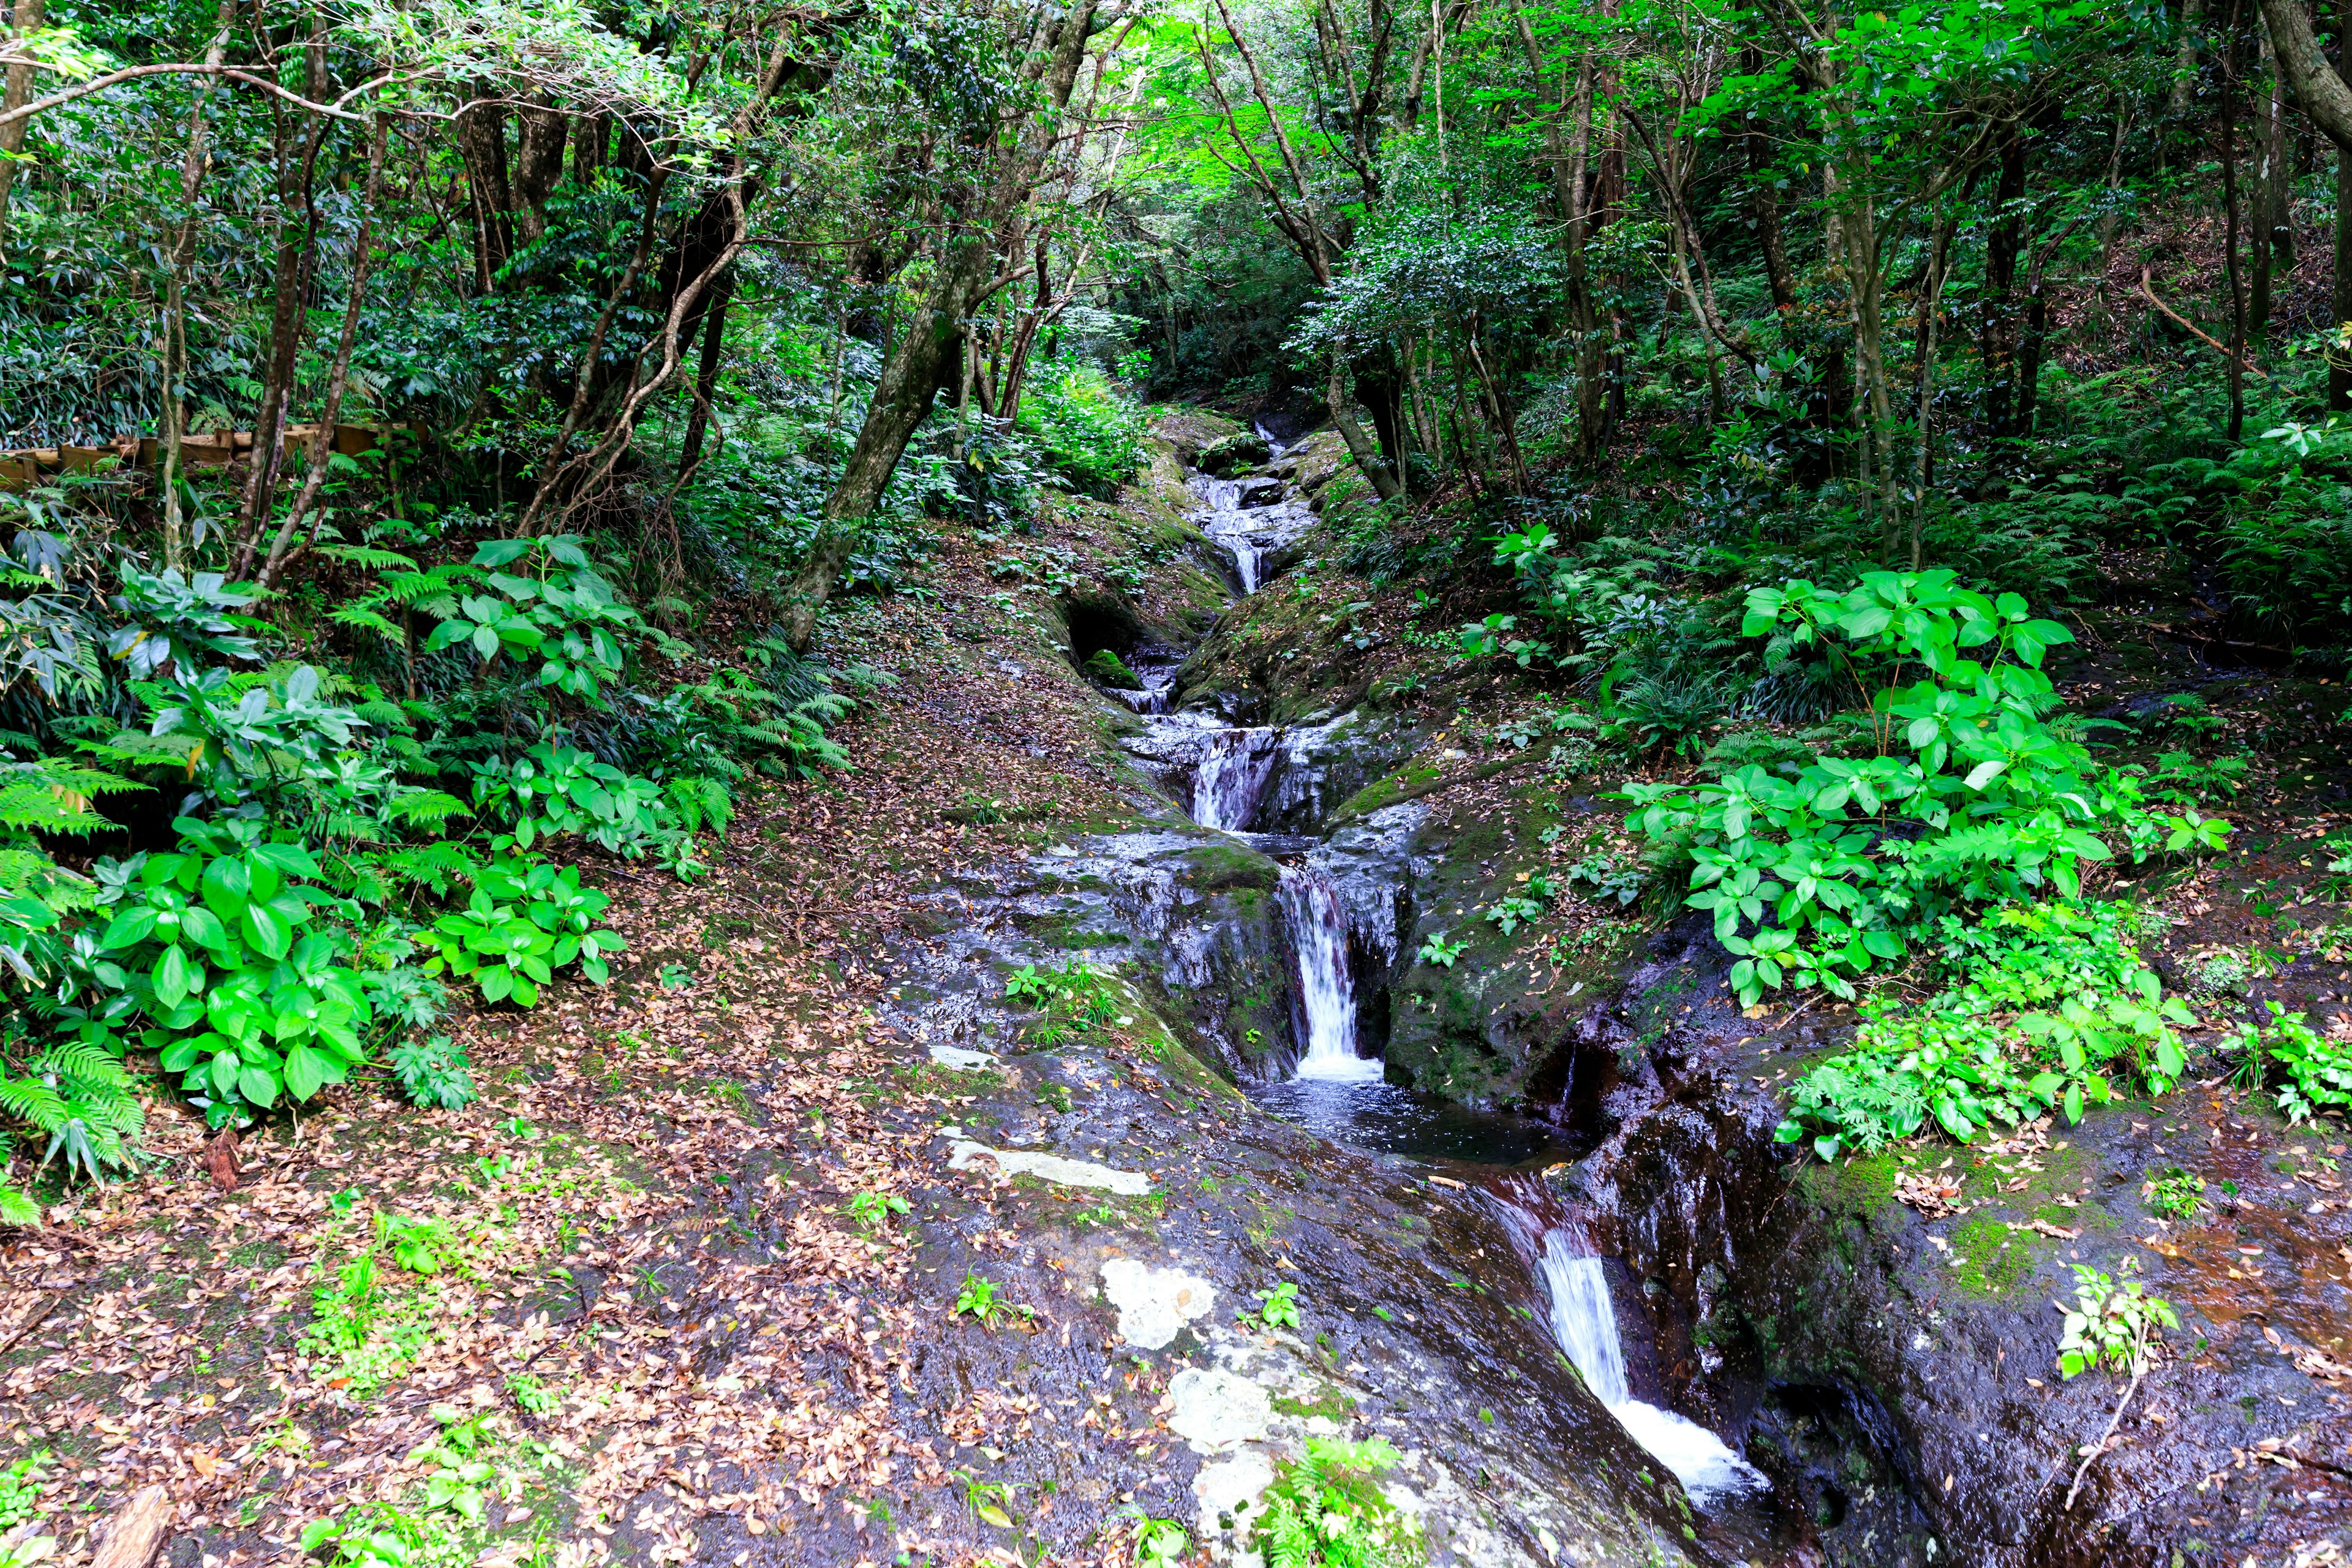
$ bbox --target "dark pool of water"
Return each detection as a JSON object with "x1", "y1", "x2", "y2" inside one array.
[{"x1": 1245, "y1": 1077, "x2": 1578, "y2": 1166}]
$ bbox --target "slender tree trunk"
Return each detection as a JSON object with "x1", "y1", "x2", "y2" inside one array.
[
  {"x1": 2252, "y1": 20, "x2": 2284, "y2": 339},
  {"x1": 0, "y1": 0, "x2": 45, "y2": 257},
  {"x1": 2176, "y1": 0, "x2": 2206, "y2": 110},
  {"x1": 777, "y1": 0, "x2": 1102, "y2": 653},
  {"x1": 1912, "y1": 216, "x2": 1954, "y2": 567},
  {"x1": 1745, "y1": 93, "x2": 1795, "y2": 315},
  {"x1": 2335, "y1": 0, "x2": 2352, "y2": 409},
  {"x1": 159, "y1": 0, "x2": 237, "y2": 571},
  {"x1": 1980, "y1": 125, "x2": 2027, "y2": 438},
  {"x1": 2222, "y1": 6, "x2": 2249, "y2": 440},
  {"x1": 677, "y1": 267, "x2": 733, "y2": 475},
  {"x1": 261, "y1": 111, "x2": 390, "y2": 587},
  {"x1": 234, "y1": 22, "x2": 332, "y2": 574},
  {"x1": 457, "y1": 86, "x2": 514, "y2": 292}
]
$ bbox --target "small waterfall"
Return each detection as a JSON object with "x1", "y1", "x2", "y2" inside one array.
[
  {"x1": 1282, "y1": 867, "x2": 1381, "y2": 1082},
  {"x1": 1187, "y1": 473, "x2": 1265, "y2": 592},
  {"x1": 1192, "y1": 727, "x2": 1280, "y2": 831},
  {"x1": 1520, "y1": 1224, "x2": 1769, "y2": 1504}
]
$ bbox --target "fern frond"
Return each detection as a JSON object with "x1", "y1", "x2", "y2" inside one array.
[
  {"x1": 331, "y1": 606, "x2": 405, "y2": 642},
  {"x1": 383, "y1": 790, "x2": 472, "y2": 827},
  {"x1": 37, "y1": 1041, "x2": 129, "y2": 1088},
  {"x1": 314, "y1": 545, "x2": 419, "y2": 571},
  {"x1": 0, "y1": 1076, "x2": 68, "y2": 1134}
]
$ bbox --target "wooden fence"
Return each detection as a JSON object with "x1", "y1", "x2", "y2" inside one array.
[{"x1": 0, "y1": 424, "x2": 426, "y2": 492}]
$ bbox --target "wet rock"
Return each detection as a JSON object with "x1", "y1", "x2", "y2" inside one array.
[
  {"x1": 946, "y1": 1140, "x2": 1153, "y2": 1194},
  {"x1": 1102, "y1": 1258, "x2": 1218, "y2": 1348},
  {"x1": 1198, "y1": 431, "x2": 1273, "y2": 477}
]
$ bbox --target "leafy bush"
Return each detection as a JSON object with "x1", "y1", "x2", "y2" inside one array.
[
  {"x1": 2230, "y1": 1002, "x2": 2352, "y2": 1126},
  {"x1": 420, "y1": 851, "x2": 623, "y2": 1007},
  {"x1": 1623, "y1": 571, "x2": 2225, "y2": 1006},
  {"x1": 388, "y1": 1034, "x2": 476, "y2": 1110},
  {"x1": 1016, "y1": 361, "x2": 1147, "y2": 499},
  {"x1": 1774, "y1": 901, "x2": 2193, "y2": 1159}
]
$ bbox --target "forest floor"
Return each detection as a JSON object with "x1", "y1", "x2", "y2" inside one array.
[{"x1": 0, "y1": 504, "x2": 1203, "y2": 1568}]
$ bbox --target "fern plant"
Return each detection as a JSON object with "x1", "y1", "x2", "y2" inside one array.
[{"x1": 0, "y1": 1009, "x2": 145, "y2": 1182}]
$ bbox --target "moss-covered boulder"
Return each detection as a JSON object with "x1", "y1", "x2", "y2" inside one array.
[
  {"x1": 1082, "y1": 648, "x2": 1144, "y2": 688},
  {"x1": 1197, "y1": 431, "x2": 1272, "y2": 477}
]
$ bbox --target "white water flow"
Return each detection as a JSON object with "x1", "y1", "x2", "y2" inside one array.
[
  {"x1": 1282, "y1": 868, "x2": 1382, "y2": 1081},
  {"x1": 1533, "y1": 1230, "x2": 1769, "y2": 1503},
  {"x1": 1191, "y1": 726, "x2": 1280, "y2": 831},
  {"x1": 1191, "y1": 476, "x2": 1264, "y2": 592}
]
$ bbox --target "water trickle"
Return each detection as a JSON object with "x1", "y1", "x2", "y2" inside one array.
[
  {"x1": 1192, "y1": 727, "x2": 1281, "y2": 831},
  {"x1": 1282, "y1": 867, "x2": 1381, "y2": 1082},
  {"x1": 1525, "y1": 1226, "x2": 1768, "y2": 1504}
]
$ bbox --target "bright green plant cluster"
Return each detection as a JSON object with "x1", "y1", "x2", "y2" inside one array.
[
  {"x1": 2230, "y1": 1002, "x2": 2352, "y2": 1126},
  {"x1": 1014, "y1": 361, "x2": 1148, "y2": 500},
  {"x1": 1773, "y1": 901, "x2": 2193, "y2": 1160},
  {"x1": 2143, "y1": 1165, "x2": 2205, "y2": 1219},
  {"x1": 420, "y1": 851, "x2": 622, "y2": 1006},
  {"x1": 1251, "y1": 1438, "x2": 1423, "y2": 1568},
  {"x1": 1624, "y1": 571, "x2": 2226, "y2": 1007},
  {"x1": 1003, "y1": 961, "x2": 1121, "y2": 1044},
  {"x1": 2056, "y1": 1260, "x2": 2178, "y2": 1379}
]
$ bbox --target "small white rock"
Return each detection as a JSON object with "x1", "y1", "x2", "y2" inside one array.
[
  {"x1": 1169, "y1": 1366, "x2": 1273, "y2": 1453},
  {"x1": 1100, "y1": 1259, "x2": 1216, "y2": 1349}
]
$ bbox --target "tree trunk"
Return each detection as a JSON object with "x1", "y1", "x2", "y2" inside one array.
[
  {"x1": 0, "y1": 0, "x2": 45, "y2": 255},
  {"x1": 678, "y1": 267, "x2": 734, "y2": 475},
  {"x1": 1746, "y1": 94, "x2": 1795, "y2": 315},
  {"x1": 158, "y1": 0, "x2": 236, "y2": 571},
  {"x1": 777, "y1": 0, "x2": 1102, "y2": 654},
  {"x1": 2175, "y1": 0, "x2": 2206, "y2": 110},
  {"x1": 1327, "y1": 363, "x2": 1406, "y2": 500},
  {"x1": 2222, "y1": 17, "x2": 2248, "y2": 440},
  {"x1": 2252, "y1": 20, "x2": 2285, "y2": 339},
  {"x1": 510, "y1": 96, "x2": 567, "y2": 246},
  {"x1": 458, "y1": 86, "x2": 513, "y2": 292},
  {"x1": 261, "y1": 111, "x2": 391, "y2": 587},
  {"x1": 1979, "y1": 125, "x2": 2027, "y2": 438}
]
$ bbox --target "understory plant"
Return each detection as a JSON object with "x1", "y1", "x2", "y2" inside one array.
[
  {"x1": 1623, "y1": 571, "x2": 2226, "y2": 1008},
  {"x1": 1774, "y1": 900, "x2": 2193, "y2": 1159},
  {"x1": 2230, "y1": 1002, "x2": 2352, "y2": 1126},
  {"x1": 1251, "y1": 1438, "x2": 1423, "y2": 1568}
]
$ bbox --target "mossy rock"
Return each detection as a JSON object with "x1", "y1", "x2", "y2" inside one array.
[
  {"x1": 1197, "y1": 431, "x2": 1272, "y2": 477},
  {"x1": 1083, "y1": 649, "x2": 1144, "y2": 689}
]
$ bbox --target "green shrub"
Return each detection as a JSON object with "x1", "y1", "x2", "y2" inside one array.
[
  {"x1": 1623, "y1": 570, "x2": 2226, "y2": 1007},
  {"x1": 2230, "y1": 1001, "x2": 2352, "y2": 1126},
  {"x1": 1016, "y1": 361, "x2": 1147, "y2": 499},
  {"x1": 1251, "y1": 1438, "x2": 1422, "y2": 1568},
  {"x1": 1774, "y1": 901, "x2": 2194, "y2": 1159}
]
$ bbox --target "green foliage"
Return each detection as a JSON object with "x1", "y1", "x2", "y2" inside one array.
[
  {"x1": 952, "y1": 1273, "x2": 1030, "y2": 1326},
  {"x1": 1624, "y1": 571, "x2": 2225, "y2": 1007},
  {"x1": 0, "y1": 1450, "x2": 49, "y2": 1531},
  {"x1": 1003, "y1": 960, "x2": 1121, "y2": 1043},
  {"x1": 377, "y1": 1213, "x2": 447, "y2": 1275},
  {"x1": 2142, "y1": 1165, "x2": 2205, "y2": 1219},
  {"x1": 1240, "y1": 1280, "x2": 1300, "y2": 1330},
  {"x1": 388, "y1": 1034, "x2": 476, "y2": 1110},
  {"x1": 2056, "y1": 1260, "x2": 2177, "y2": 1379},
  {"x1": 300, "y1": 1501, "x2": 455, "y2": 1568},
  {"x1": 2230, "y1": 1002, "x2": 2352, "y2": 1126},
  {"x1": 847, "y1": 1190, "x2": 910, "y2": 1232},
  {"x1": 92, "y1": 816, "x2": 372, "y2": 1124},
  {"x1": 1252, "y1": 1438, "x2": 1423, "y2": 1568},
  {"x1": 105, "y1": 566, "x2": 262, "y2": 677},
  {"x1": 418, "y1": 538, "x2": 640, "y2": 704},
  {"x1": 419, "y1": 851, "x2": 624, "y2": 1007},
  {"x1": 1773, "y1": 901, "x2": 2193, "y2": 1159},
  {"x1": 1015, "y1": 361, "x2": 1147, "y2": 499},
  {"x1": 1414, "y1": 930, "x2": 1465, "y2": 968}
]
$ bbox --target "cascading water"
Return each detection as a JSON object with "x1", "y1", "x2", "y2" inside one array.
[
  {"x1": 1281, "y1": 867, "x2": 1381, "y2": 1081},
  {"x1": 1192, "y1": 727, "x2": 1281, "y2": 831},
  {"x1": 1521, "y1": 1223, "x2": 1768, "y2": 1504}
]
